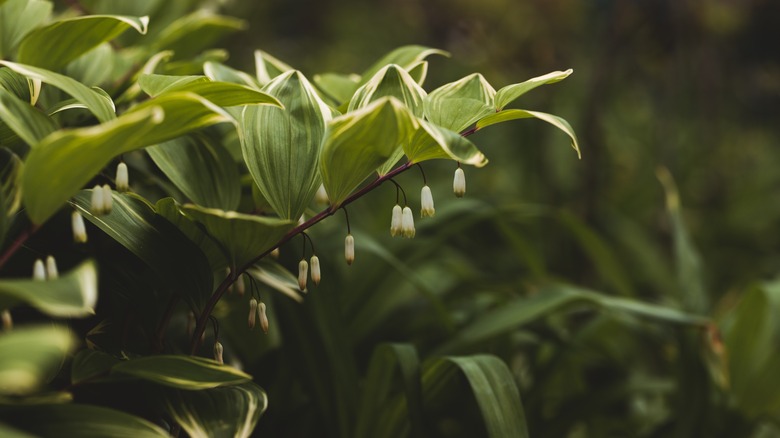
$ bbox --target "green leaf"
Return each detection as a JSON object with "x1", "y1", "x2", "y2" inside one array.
[
  {"x1": 65, "y1": 43, "x2": 116, "y2": 86},
  {"x1": 204, "y1": 61, "x2": 261, "y2": 89},
  {"x1": 17, "y1": 15, "x2": 149, "y2": 70},
  {"x1": 0, "y1": 326, "x2": 75, "y2": 395},
  {"x1": 0, "y1": 148, "x2": 21, "y2": 244},
  {"x1": 477, "y1": 109, "x2": 581, "y2": 158},
  {"x1": 0, "y1": 0, "x2": 52, "y2": 59},
  {"x1": 255, "y1": 49, "x2": 294, "y2": 85},
  {"x1": 424, "y1": 73, "x2": 496, "y2": 133},
  {"x1": 349, "y1": 64, "x2": 427, "y2": 117},
  {"x1": 116, "y1": 50, "x2": 174, "y2": 103},
  {"x1": 0, "y1": 423, "x2": 34, "y2": 438},
  {"x1": 21, "y1": 107, "x2": 163, "y2": 224},
  {"x1": 0, "y1": 88, "x2": 56, "y2": 146},
  {"x1": 3, "y1": 404, "x2": 169, "y2": 437},
  {"x1": 246, "y1": 260, "x2": 303, "y2": 303},
  {"x1": 112, "y1": 355, "x2": 251, "y2": 390},
  {"x1": 313, "y1": 72, "x2": 360, "y2": 104},
  {"x1": 153, "y1": 10, "x2": 246, "y2": 61},
  {"x1": 0, "y1": 261, "x2": 97, "y2": 317},
  {"x1": 407, "y1": 61, "x2": 429, "y2": 86},
  {"x1": 155, "y1": 197, "x2": 228, "y2": 270},
  {"x1": 360, "y1": 45, "x2": 449, "y2": 87},
  {"x1": 434, "y1": 283, "x2": 709, "y2": 355},
  {"x1": 404, "y1": 119, "x2": 487, "y2": 166},
  {"x1": 138, "y1": 74, "x2": 281, "y2": 107},
  {"x1": 162, "y1": 382, "x2": 267, "y2": 438},
  {"x1": 494, "y1": 68, "x2": 573, "y2": 110},
  {"x1": 423, "y1": 355, "x2": 529, "y2": 438},
  {"x1": 71, "y1": 191, "x2": 214, "y2": 310},
  {"x1": 0, "y1": 67, "x2": 30, "y2": 101},
  {"x1": 148, "y1": 134, "x2": 241, "y2": 210},
  {"x1": 240, "y1": 70, "x2": 331, "y2": 220},
  {"x1": 180, "y1": 204, "x2": 295, "y2": 269},
  {"x1": 0, "y1": 61, "x2": 115, "y2": 123},
  {"x1": 320, "y1": 97, "x2": 416, "y2": 207},
  {"x1": 70, "y1": 350, "x2": 119, "y2": 385}
]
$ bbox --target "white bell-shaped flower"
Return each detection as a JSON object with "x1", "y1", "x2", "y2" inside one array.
[
  {"x1": 72, "y1": 211, "x2": 88, "y2": 243},
  {"x1": 420, "y1": 185, "x2": 435, "y2": 217},
  {"x1": 1, "y1": 310, "x2": 11, "y2": 330},
  {"x1": 90, "y1": 185, "x2": 105, "y2": 215},
  {"x1": 214, "y1": 341, "x2": 224, "y2": 364},
  {"x1": 298, "y1": 259, "x2": 308, "y2": 291},
  {"x1": 344, "y1": 234, "x2": 355, "y2": 265},
  {"x1": 101, "y1": 185, "x2": 113, "y2": 214},
  {"x1": 45, "y1": 255, "x2": 58, "y2": 280},
  {"x1": 32, "y1": 259, "x2": 46, "y2": 281},
  {"x1": 248, "y1": 298, "x2": 258, "y2": 329},
  {"x1": 310, "y1": 255, "x2": 321, "y2": 285},
  {"x1": 258, "y1": 302, "x2": 269, "y2": 334},
  {"x1": 453, "y1": 168, "x2": 466, "y2": 198},
  {"x1": 390, "y1": 204, "x2": 402, "y2": 237},
  {"x1": 116, "y1": 162, "x2": 129, "y2": 192},
  {"x1": 401, "y1": 207, "x2": 415, "y2": 238}
]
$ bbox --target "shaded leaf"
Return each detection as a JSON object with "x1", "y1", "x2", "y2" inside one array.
[
  {"x1": 72, "y1": 191, "x2": 213, "y2": 310},
  {"x1": 148, "y1": 134, "x2": 241, "y2": 211},
  {"x1": 240, "y1": 70, "x2": 331, "y2": 220},
  {"x1": 17, "y1": 15, "x2": 149, "y2": 70},
  {"x1": 153, "y1": 10, "x2": 246, "y2": 61},
  {"x1": 0, "y1": 261, "x2": 97, "y2": 317},
  {"x1": 0, "y1": 326, "x2": 75, "y2": 395},
  {"x1": 494, "y1": 69, "x2": 573, "y2": 110},
  {"x1": 70, "y1": 349, "x2": 119, "y2": 385},
  {"x1": 477, "y1": 109, "x2": 581, "y2": 158},
  {"x1": 0, "y1": 88, "x2": 57, "y2": 146},
  {"x1": 112, "y1": 355, "x2": 251, "y2": 390},
  {"x1": 4, "y1": 403, "x2": 168, "y2": 437},
  {"x1": 162, "y1": 382, "x2": 267, "y2": 438},
  {"x1": 320, "y1": 97, "x2": 416, "y2": 207},
  {"x1": 0, "y1": 148, "x2": 21, "y2": 244},
  {"x1": 155, "y1": 197, "x2": 228, "y2": 270},
  {"x1": 0, "y1": 0, "x2": 52, "y2": 59},
  {"x1": 313, "y1": 72, "x2": 360, "y2": 104}
]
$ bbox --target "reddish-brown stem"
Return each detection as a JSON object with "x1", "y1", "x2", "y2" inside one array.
[
  {"x1": 0, "y1": 225, "x2": 38, "y2": 269},
  {"x1": 189, "y1": 127, "x2": 480, "y2": 355}
]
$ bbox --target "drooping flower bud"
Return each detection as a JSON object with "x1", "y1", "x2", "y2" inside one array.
[
  {"x1": 298, "y1": 259, "x2": 308, "y2": 291},
  {"x1": 32, "y1": 259, "x2": 45, "y2": 281},
  {"x1": 102, "y1": 184, "x2": 113, "y2": 214},
  {"x1": 271, "y1": 248, "x2": 280, "y2": 259},
  {"x1": 90, "y1": 185, "x2": 105, "y2": 215},
  {"x1": 390, "y1": 204, "x2": 402, "y2": 237},
  {"x1": 214, "y1": 341, "x2": 224, "y2": 364},
  {"x1": 258, "y1": 302, "x2": 269, "y2": 334},
  {"x1": 1, "y1": 310, "x2": 11, "y2": 331},
  {"x1": 420, "y1": 185, "x2": 435, "y2": 217},
  {"x1": 45, "y1": 255, "x2": 58, "y2": 280},
  {"x1": 453, "y1": 168, "x2": 466, "y2": 198},
  {"x1": 315, "y1": 183, "x2": 329, "y2": 205},
  {"x1": 72, "y1": 211, "x2": 88, "y2": 243},
  {"x1": 116, "y1": 162, "x2": 129, "y2": 192},
  {"x1": 345, "y1": 234, "x2": 355, "y2": 265},
  {"x1": 235, "y1": 275, "x2": 245, "y2": 296},
  {"x1": 310, "y1": 255, "x2": 321, "y2": 285},
  {"x1": 401, "y1": 207, "x2": 415, "y2": 238},
  {"x1": 248, "y1": 298, "x2": 258, "y2": 329}
]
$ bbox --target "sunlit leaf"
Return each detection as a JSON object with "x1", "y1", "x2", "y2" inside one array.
[
  {"x1": 0, "y1": 88, "x2": 56, "y2": 146},
  {"x1": 72, "y1": 191, "x2": 214, "y2": 310},
  {"x1": 204, "y1": 61, "x2": 261, "y2": 89},
  {"x1": 349, "y1": 64, "x2": 426, "y2": 117},
  {"x1": 0, "y1": 261, "x2": 97, "y2": 317},
  {"x1": 138, "y1": 74, "x2": 281, "y2": 107},
  {"x1": 240, "y1": 70, "x2": 331, "y2": 220},
  {"x1": 153, "y1": 10, "x2": 246, "y2": 61},
  {"x1": 424, "y1": 73, "x2": 496, "y2": 133},
  {"x1": 17, "y1": 15, "x2": 149, "y2": 70},
  {"x1": 148, "y1": 133, "x2": 241, "y2": 210},
  {"x1": 0, "y1": 61, "x2": 115, "y2": 123},
  {"x1": 162, "y1": 382, "x2": 267, "y2": 438},
  {"x1": 477, "y1": 109, "x2": 581, "y2": 158},
  {"x1": 112, "y1": 355, "x2": 251, "y2": 390},
  {"x1": 320, "y1": 97, "x2": 416, "y2": 207},
  {"x1": 313, "y1": 72, "x2": 360, "y2": 104},
  {"x1": 181, "y1": 204, "x2": 295, "y2": 269},
  {"x1": 404, "y1": 119, "x2": 487, "y2": 166},
  {"x1": 494, "y1": 69, "x2": 573, "y2": 110},
  {"x1": 255, "y1": 49, "x2": 294, "y2": 85},
  {"x1": 360, "y1": 45, "x2": 449, "y2": 87},
  {"x1": 65, "y1": 43, "x2": 117, "y2": 87},
  {"x1": 0, "y1": 0, "x2": 52, "y2": 59},
  {"x1": 0, "y1": 326, "x2": 75, "y2": 395}
]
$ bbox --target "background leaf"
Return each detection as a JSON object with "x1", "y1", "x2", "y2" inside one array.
[
  {"x1": 1, "y1": 404, "x2": 169, "y2": 437},
  {"x1": 0, "y1": 88, "x2": 56, "y2": 146},
  {"x1": 111, "y1": 355, "x2": 251, "y2": 390},
  {"x1": 0, "y1": 326, "x2": 75, "y2": 395},
  {"x1": 476, "y1": 109, "x2": 581, "y2": 158},
  {"x1": 152, "y1": 10, "x2": 246, "y2": 61},
  {"x1": 0, "y1": 261, "x2": 97, "y2": 317},
  {"x1": 0, "y1": 0, "x2": 52, "y2": 59}
]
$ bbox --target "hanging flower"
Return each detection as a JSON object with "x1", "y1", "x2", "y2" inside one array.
[
  {"x1": 310, "y1": 255, "x2": 321, "y2": 285},
  {"x1": 235, "y1": 275, "x2": 245, "y2": 296},
  {"x1": 32, "y1": 259, "x2": 45, "y2": 281},
  {"x1": 248, "y1": 298, "x2": 258, "y2": 329},
  {"x1": 116, "y1": 162, "x2": 129, "y2": 192},
  {"x1": 90, "y1": 185, "x2": 105, "y2": 215},
  {"x1": 390, "y1": 204, "x2": 402, "y2": 237},
  {"x1": 401, "y1": 207, "x2": 415, "y2": 238},
  {"x1": 102, "y1": 184, "x2": 113, "y2": 214},
  {"x1": 344, "y1": 234, "x2": 355, "y2": 265},
  {"x1": 420, "y1": 185, "x2": 435, "y2": 217},
  {"x1": 72, "y1": 211, "x2": 88, "y2": 243},
  {"x1": 298, "y1": 259, "x2": 308, "y2": 291},
  {"x1": 45, "y1": 255, "x2": 58, "y2": 280},
  {"x1": 258, "y1": 302, "x2": 269, "y2": 334},
  {"x1": 453, "y1": 168, "x2": 466, "y2": 198},
  {"x1": 214, "y1": 341, "x2": 224, "y2": 364}
]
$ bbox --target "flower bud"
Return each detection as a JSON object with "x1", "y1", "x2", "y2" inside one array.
[
  {"x1": 45, "y1": 255, "x2": 58, "y2": 280},
  {"x1": 32, "y1": 259, "x2": 45, "y2": 281},
  {"x1": 420, "y1": 185, "x2": 435, "y2": 217},
  {"x1": 248, "y1": 298, "x2": 258, "y2": 329},
  {"x1": 453, "y1": 168, "x2": 466, "y2": 198},
  {"x1": 310, "y1": 255, "x2": 321, "y2": 285},
  {"x1": 345, "y1": 234, "x2": 355, "y2": 265},
  {"x1": 271, "y1": 248, "x2": 280, "y2": 259},
  {"x1": 315, "y1": 183, "x2": 329, "y2": 205},
  {"x1": 102, "y1": 184, "x2": 113, "y2": 214},
  {"x1": 298, "y1": 259, "x2": 308, "y2": 291},
  {"x1": 72, "y1": 211, "x2": 88, "y2": 243},
  {"x1": 214, "y1": 341, "x2": 224, "y2": 364},
  {"x1": 116, "y1": 162, "x2": 129, "y2": 192},
  {"x1": 401, "y1": 207, "x2": 415, "y2": 238},
  {"x1": 235, "y1": 275, "x2": 245, "y2": 296},
  {"x1": 1, "y1": 310, "x2": 11, "y2": 331},
  {"x1": 90, "y1": 185, "x2": 105, "y2": 215},
  {"x1": 390, "y1": 204, "x2": 402, "y2": 237},
  {"x1": 258, "y1": 302, "x2": 269, "y2": 334}
]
